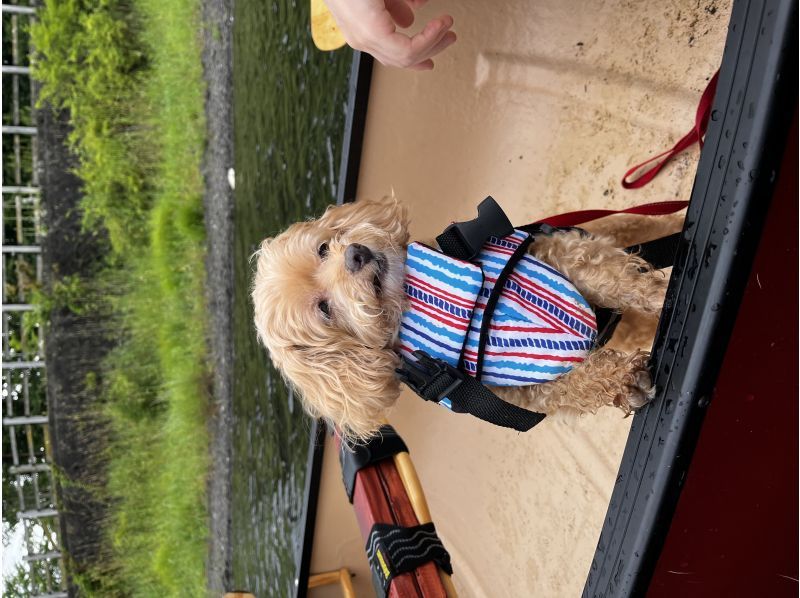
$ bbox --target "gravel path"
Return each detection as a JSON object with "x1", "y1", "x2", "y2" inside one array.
[{"x1": 200, "y1": 0, "x2": 235, "y2": 592}]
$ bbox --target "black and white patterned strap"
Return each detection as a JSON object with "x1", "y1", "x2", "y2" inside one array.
[{"x1": 366, "y1": 522, "x2": 453, "y2": 597}]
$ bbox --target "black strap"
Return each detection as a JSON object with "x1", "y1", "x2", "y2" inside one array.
[
  {"x1": 366, "y1": 522, "x2": 453, "y2": 597},
  {"x1": 592, "y1": 233, "x2": 681, "y2": 345},
  {"x1": 447, "y1": 373, "x2": 546, "y2": 431},
  {"x1": 339, "y1": 425, "x2": 408, "y2": 503},
  {"x1": 397, "y1": 351, "x2": 545, "y2": 432},
  {"x1": 519, "y1": 224, "x2": 680, "y2": 270},
  {"x1": 436, "y1": 196, "x2": 514, "y2": 260},
  {"x1": 594, "y1": 308, "x2": 622, "y2": 347},
  {"x1": 629, "y1": 232, "x2": 681, "y2": 270},
  {"x1": 475, "y1": 234, "x2": 533, "y2": 379},
  {"x1": 409, "y1": 198, "x2": 547, "y2": 432},
  {"x1": 517, "y1": 221, "x2": 588, "y2": 238}
]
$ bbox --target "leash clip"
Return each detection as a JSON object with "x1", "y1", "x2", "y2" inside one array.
[{"x1": 396, "y1": 351, "x2": 464, "y2": 404}]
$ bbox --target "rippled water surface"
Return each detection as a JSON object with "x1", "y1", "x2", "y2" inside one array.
[{"x1": 232, "y1": 2, "x2": 352, "y2": 594}]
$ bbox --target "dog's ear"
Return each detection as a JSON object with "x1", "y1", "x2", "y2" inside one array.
[
  {"x1": 278, "y1": 338, "x2": 401, "y2": 441},
  {"x1": 318, "y1": 197, "x2": 409, "y2": 246}
]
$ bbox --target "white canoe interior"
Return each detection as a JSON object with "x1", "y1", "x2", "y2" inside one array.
[{"x1": 308, "y1": 1, "x2": 730, "y2": 596}]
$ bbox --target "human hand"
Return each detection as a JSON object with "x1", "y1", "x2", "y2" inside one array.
[{"x1": 323, "y1": 0, "x2": 457, "y2": 70}]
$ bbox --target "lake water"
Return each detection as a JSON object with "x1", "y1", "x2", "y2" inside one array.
[{"x1": 231, "y1": 1, "x2": 352, "y2": 595}]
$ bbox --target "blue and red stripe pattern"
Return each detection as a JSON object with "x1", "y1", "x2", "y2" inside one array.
[
  {"x1": 398, "y1": 232, "x2": 596, "y2": 389},
  {"x1": 461, "y1": 230, "x2": 597, "y2": 386},
  {"x1": 398, "y1": 242, "x2": 483, "y2": 368}
]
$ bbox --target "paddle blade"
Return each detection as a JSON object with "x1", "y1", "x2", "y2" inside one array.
[{"x1": 311, "y1": 0, "x2": 347, "y2": 51}]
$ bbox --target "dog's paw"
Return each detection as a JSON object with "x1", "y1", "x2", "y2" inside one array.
[
  {"x1": 628, "y1": 368, "x2": 656, "y2": 408},
  {"x1": 616, "y1": 351, "x2": 655, "y2": 412}
]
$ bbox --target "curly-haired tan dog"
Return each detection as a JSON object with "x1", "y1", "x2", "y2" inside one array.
[{"x1": 252, "y1": 197, "x2": 666, "y2": 440}]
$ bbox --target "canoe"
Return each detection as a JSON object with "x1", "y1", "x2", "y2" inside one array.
[{"x1": 298, "y1": 2, "x2": 796, "y2": 596}]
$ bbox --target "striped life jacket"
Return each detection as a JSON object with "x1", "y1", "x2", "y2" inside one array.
[{"x1": 398, "y1": 230, "x2": 597, "y2": 397}]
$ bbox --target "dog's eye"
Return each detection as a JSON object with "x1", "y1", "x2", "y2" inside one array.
[
  {"x1": 317, "y1": 242, "x2": 329, "y2": 259},
  {"x1": 318, "y1": 300, "x2": 331, "y2": 319}
]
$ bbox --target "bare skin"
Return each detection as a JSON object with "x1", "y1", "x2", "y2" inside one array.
[{"x1": 324, "y1": 0, "x2": 457, "y2": 70}]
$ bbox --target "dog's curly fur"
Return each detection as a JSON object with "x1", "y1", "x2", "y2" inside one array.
[{"x1": 252, "y1": 197, "x2": 666, "y2": 440}]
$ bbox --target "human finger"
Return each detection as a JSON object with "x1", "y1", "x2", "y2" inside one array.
[
  {"x1": 406, "y1": 31, "x2": 456, "y2": 70},
  {"x1": 417, "y1": 30, "x2": 456, "y2": 64},
  {"x1": 407, "y1": 59, "x2": 434, "y2": 71},
  {"x1": 407, "y1": 15, "x2": 454, "y2": 60},
  {"x1": 384, "y1": 0, "x2": 415, "y2": 28},
  {"x1": 382, "y1": 14, "x2": 453, "y2": 67}
]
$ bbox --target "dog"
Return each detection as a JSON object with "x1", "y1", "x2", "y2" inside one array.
[{"x1": 252, "y1": 197, "x2": 667, "y2": 440}]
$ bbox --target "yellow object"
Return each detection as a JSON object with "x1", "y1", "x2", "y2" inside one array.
[
  {"x1": 308, "y1": 568, "x2": 356, "y2": 598},
  {"x1": 310, "y1": 0, "x2": 346, "y2": 51},
  {"x1": 393, "y1": 451, "x2": 432, "y2": 523},
  {"x1": 393, "y1": 447, "x2": 459, "y2": 598},
  {"x1": 376, "y1": 549, "x2": 391, "y2": 577},
  {"x1": 379, "y1": 417, "x2": 458, "y2": 596}
]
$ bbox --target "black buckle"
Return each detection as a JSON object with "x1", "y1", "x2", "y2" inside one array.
[
  {"x1": 438, "y1": 196, "x2": 513, "y2": 260},
  {"x1": 396, "y1": 351, "x2": 464, "y2": 403},
  {"x1": 521, "y1": 222, "x2": 556, "y2": 236},
  {"x1": 518, "y1": 222, "x2": 591, "y2": 238}
]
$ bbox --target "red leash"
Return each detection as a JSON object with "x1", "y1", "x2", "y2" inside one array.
[
  {"x1": 621, "y1": 71, "x2": 720, "y2": 189},
  {"x1": 536, "y1": 200, "x2": 689, "y2": 227},
  {"x1": 537, "y1": 70, "x2": 718, "y2": 227}
]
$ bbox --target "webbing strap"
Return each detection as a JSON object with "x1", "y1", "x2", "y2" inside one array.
[
  {"x1": 340, "y1": 425, "x2": 408, "y2": 503},
  {"x1": 398, "y1": 351, "x2": 546, "y2": 432},
  {"x1": 535, "y1": 200, "x2": 689, "y2": 228},
  {"x1": 475, "y1": 234, "x2": 533, "y2": 380},
  {"x1": 594, "y1": 308, "x2": 622, "y2": 347},
  {"x1": 446, "y1": 372, "x2": 547, "y2": 431},
  {"x1": 621, "y1": 70, "x2": 719, "y2": 189},
  {"x1": 630, "y1": 232, "x2": 682, "y2": 270},
  {"x1": 366, "y1": 522, "x2": 453, "y2": 597}
]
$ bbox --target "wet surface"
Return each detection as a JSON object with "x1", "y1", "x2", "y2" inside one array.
[
  {"x1": 306, "y1": 1, "x2": 731, "y2": 596},
  {"x1": 231, "y1": 1, "x2": 351, "y2": 594}
]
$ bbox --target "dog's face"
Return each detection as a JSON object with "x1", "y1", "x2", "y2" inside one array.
[{"x1": 252, "y1": 197, "x2": 410, "y2": 440}]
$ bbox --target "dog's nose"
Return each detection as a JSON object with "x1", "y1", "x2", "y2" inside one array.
[{"x1": 345, "y1": 243, "x2": 374, "y2": 273}]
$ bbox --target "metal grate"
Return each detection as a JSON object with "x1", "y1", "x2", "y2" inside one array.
[{"x1": 2, "y1": 2, "x2": 68, "y2": 596}]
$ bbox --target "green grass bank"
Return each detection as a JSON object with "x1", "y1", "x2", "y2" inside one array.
[{"x1": 31, "y1": 0, "x2": 210, "y2": 593}]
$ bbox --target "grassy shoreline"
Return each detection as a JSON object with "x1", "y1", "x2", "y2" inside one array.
[{"x1": 32, "y1": 0, "x2": 210, "y2": 593}]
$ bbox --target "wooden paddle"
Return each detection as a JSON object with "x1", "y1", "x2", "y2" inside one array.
[{"x1": 310, "y1": 0, "x2": 346, "y2": 51}]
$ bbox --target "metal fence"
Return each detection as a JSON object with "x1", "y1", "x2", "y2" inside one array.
[{"x1": 3, "y1": 2, "x2": 68, "y2": 596}]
